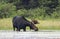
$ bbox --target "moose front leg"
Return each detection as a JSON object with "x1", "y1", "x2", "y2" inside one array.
[
  {"x1": 16, "y1": 27, "x2": 20, "y2": 31},
  {"x1": 16, "y1": 28, "x2": 20, "y2": 31},
  {"x1": 23, "y1": 28, "x2": 26, "y2": 31}
]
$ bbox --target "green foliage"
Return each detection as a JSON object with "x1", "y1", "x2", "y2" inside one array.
[
  {"x1": 0, "y1": 0, "x2": 60, "y2": 19},
  {"x1": 0, "y1": 2, "x2": 16, "y2": 18},
  {"x1": 8, "y1": 0, "x2": 39, "y2": 10}
]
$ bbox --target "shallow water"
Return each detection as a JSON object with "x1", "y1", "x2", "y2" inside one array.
[{"x1": 0, "y1": 30, "x2": 60, "y2": 39}]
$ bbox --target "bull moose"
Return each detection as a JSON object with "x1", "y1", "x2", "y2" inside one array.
[{"x1": 12, "y1": 16, "x2": 38, "y2": 31}]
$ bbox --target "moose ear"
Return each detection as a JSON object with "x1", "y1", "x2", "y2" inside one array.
[{"x1": 31, "y1": 19, "x2": 39, "y2": 24}]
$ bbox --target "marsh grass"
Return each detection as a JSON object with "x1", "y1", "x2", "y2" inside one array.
[
  {"x1": 0, "y1": 18, "x2": 12, "y2": 30},
  {"x1": 0, "y1": 18, "x2": 60, "y2": 30}
]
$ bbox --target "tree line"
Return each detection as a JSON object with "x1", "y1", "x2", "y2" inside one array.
[{"x1": 0, "y1": 0, "x2": 60, "y2": 19}]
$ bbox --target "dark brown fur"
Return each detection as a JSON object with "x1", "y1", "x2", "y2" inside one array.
[
  {"x1": 31, "y1": 19, "x2": 39, "y2": 24},
  {"x1": 12, "y1": 16, "x2": 38, "y2": 31}
]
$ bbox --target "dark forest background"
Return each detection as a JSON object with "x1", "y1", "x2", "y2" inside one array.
[{"x1": 0, "y1": 0, "x2": 60, "y2": 19}]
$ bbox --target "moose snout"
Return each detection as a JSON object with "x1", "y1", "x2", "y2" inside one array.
[{"x1": 35, "y1": 28, "x2": 38, "y2": 31}]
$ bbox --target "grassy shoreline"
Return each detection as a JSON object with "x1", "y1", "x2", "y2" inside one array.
[{"x1": 0, "y1": 18, "x2": 60, "y2": 30}]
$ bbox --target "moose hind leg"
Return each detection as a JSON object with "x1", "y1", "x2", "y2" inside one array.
[{"x1": 13, "y1": 25, "x2": 15, "y2": 31}]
